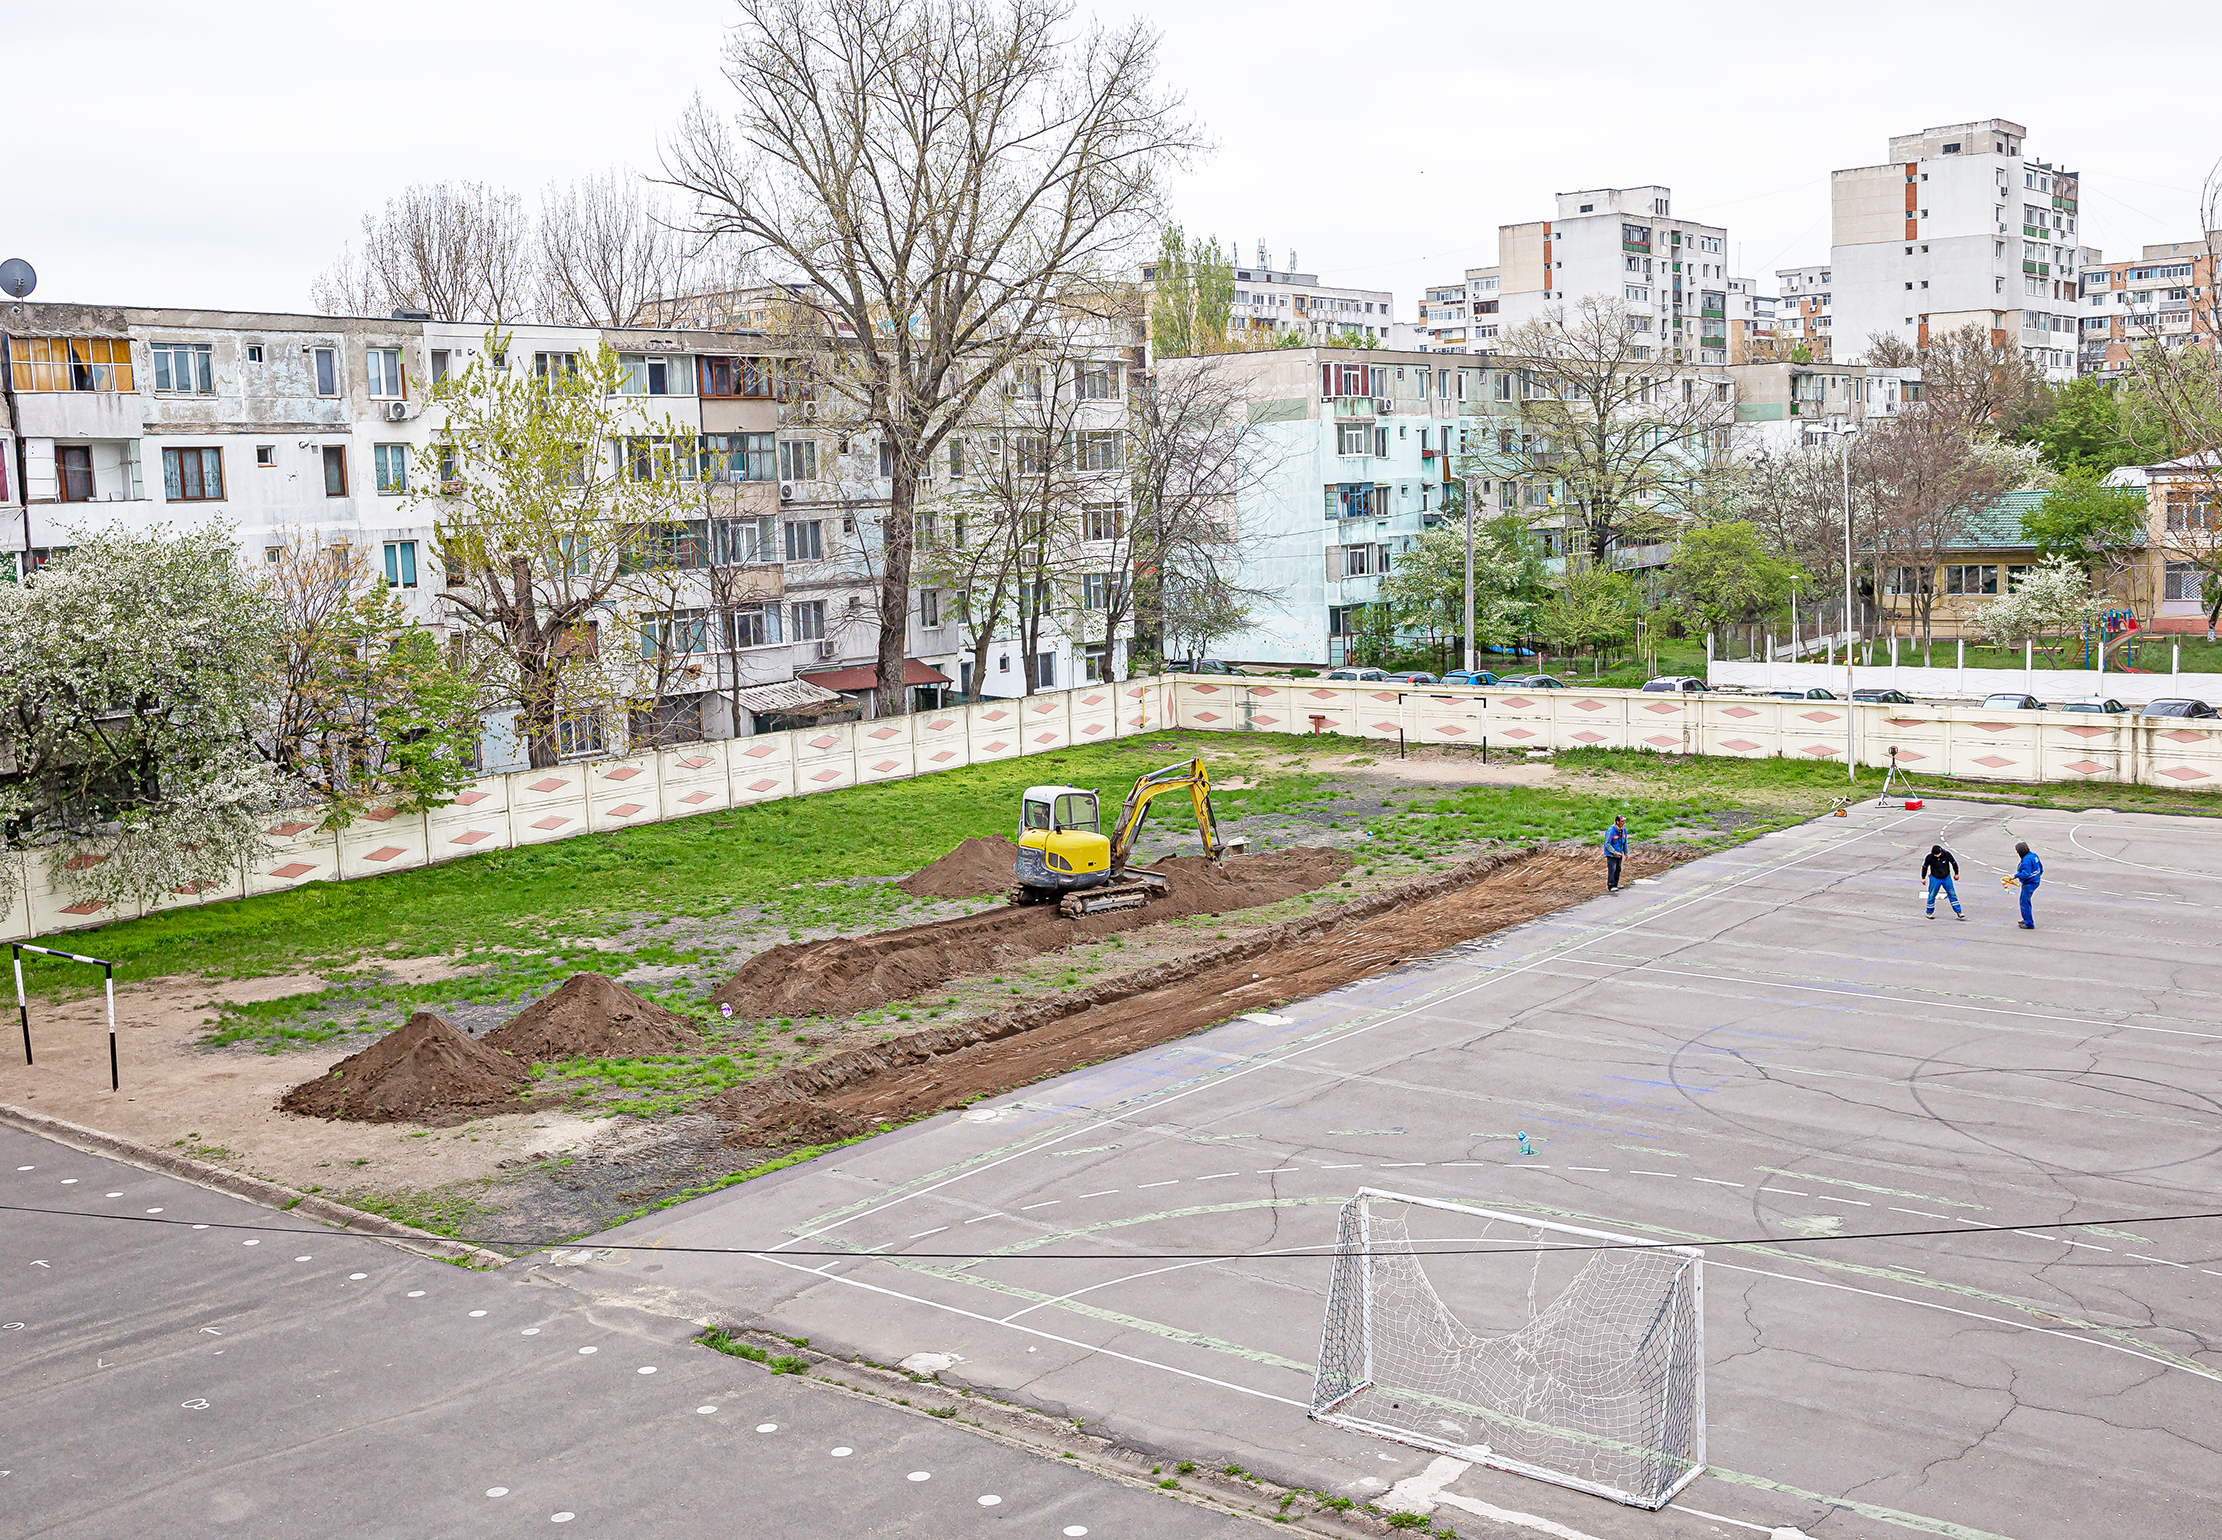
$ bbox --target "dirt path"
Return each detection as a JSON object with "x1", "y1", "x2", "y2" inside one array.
[{"x1": 724, "y1": 843, "x2": 1675, "y2": 1134}]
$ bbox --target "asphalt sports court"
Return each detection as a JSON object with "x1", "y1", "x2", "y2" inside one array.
[{"x1": 570, "y1": 798, "x2": 2222, "y2": 1540}]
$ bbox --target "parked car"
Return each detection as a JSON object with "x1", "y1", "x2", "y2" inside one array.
[
  {"x1": 1326, "y1": 666, "x2": 1387, "y2": 682},
  {"x1": 1770, "y1": 687, "x2": 1838, "y2": 700},
  {"x1": 1499, "y1": 673, "x2": 1566, "y2": 689},
  {"x1": 1642, "y1": 676, "x2": 1708, "y2": 693},
  {"x1": 1853, "y1": 688, "x2": 1913, "y2": 704},
  {"x1": 2061, "y1": 697, "x2": 2129, "y2": 714},
  {"x1": 1382, "y1": 671, "x2": 1441, "y2": 685},
  {"x1": 1441, "y1": 669, "x2": 1500, "y2": 686},
  {"x1": 1170, "y1": 657, "x2": 1235, "y2": 675},
  {"x1": 1980, "y1": 692, "x2": 2045, "y2": 711},
  {"x1": 2142, "y1": 698, "x2": 2218, "y2": 718}
]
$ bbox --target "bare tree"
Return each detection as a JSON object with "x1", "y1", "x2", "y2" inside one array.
[
  {"x1": 538, "y1": 169, "x2": 701, "y2": 328},
  {"x1": 311, "y1": 182, "x2": 537, "y2": 322},
  {"x1": 663, "y1": 0, "x2": 1195, "y2": 716},
  {"x1": 1471, "y1": 297, "x2": 1737, "y2": 567},
  {"x1": 1856, "y1": 418, "x2": 2022, "y2": 642},
  {"x1": 1906, "y1": 322, "x2": 2045, "y2": 435}
]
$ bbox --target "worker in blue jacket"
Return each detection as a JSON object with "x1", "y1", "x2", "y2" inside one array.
[
  {"x1": 1604, "y1": 816, "x2": 1629, "y2": 892},
  {"x1": 2013, "y1": 841, "x2": 2043, "y2": 929}
]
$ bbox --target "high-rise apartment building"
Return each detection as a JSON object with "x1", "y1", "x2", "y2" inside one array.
[
  {"x1": 1827, "y1": 119, "x2": 2083, "y2": 378},
  {"x1": 1774, "y1": 265, "x2": 1833, "y2": 360},
  {"x1": 2076, "y1": 239, "x2": 2218, "y2": 379},
  {"x1": 1138, "y1": 248, "x2": 1393, "y2": 352},
  {"x1": 1413, "y1": 268, "x2": 1500, "y2": 353}
]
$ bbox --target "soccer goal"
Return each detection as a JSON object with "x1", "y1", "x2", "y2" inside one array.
[{"x1": 1310, "y1": 1189, "x2": 1704, "y2": 1510}]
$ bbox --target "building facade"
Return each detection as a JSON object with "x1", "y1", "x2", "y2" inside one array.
[
  {"x1": 1826, "y1": 119, "x2": 2083, "y2": 378},
  {"x1": 1493, "y1": 187, "x2": 1736, "y2": 365},
  {"x1": 2077, "y1": 240, "x2": 2218, "y2": 380},
  {"x1": 0, "y1": 301, "x2": 1121, "y2": 767},
  {"x1": 1137, "y1": 253, "x2": 1394, "y2": 351}
]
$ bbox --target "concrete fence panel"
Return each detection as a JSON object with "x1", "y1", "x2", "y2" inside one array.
[
  {"x1": 966, "y1": 700, "x2": 1026, "y2": 764},
  {"x1": 912, "y1": 709, "x2": 971, "y2": 773},
  {"x1": 337, "y1": 806, "x2": 433, "y2": 880},
  {"x1": 1019, "y1": 693, "x2": 1072, "y2": 754},
  {"x1": 248, "y1": 817, "x2": 342, "y2": 897},
  {"x1": 1404, "y1": 690, "x2": 1489, "y2": 749},
  {"x1": 427, "y1": 776, "x2": 512, "y2": 861},
  {"x1": 509, "y1": 765, "x2": 594, "y2": 846},
  {"x1": 1068, "y1": 685, "x2": 1120, "y2": 745},
  {"x1": 1704, "y1": 697, "x2": 1781, "y2": 760},
  {"x1": 1120, "y1": 680, "x2": 1165, "y2": 735},
  {"x1": 659, "y1": 745, "x2": 733, "y2": 819},
  {"x1": 790, "y1": 721, "x2": 859, "y2": 795},
  {"x1": 729, "y1": 734, "x2": 797, "y2": 805},
  {"x1": 854, "y1": 718, "x2": 919, "y2": 785},
  {"x1": 586, "y1": 755, "x2": 664, "y2": 834},
  {"x1": 1556, "y1": 691, "x2": 1630, "y2": 752},
  {"x1": 2144, "y1": 723, "x2": 2222, "y2": 789}
]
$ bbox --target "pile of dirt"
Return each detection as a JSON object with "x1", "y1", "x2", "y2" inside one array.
[
  {"x1": 740, "y1": 1102, "x2": 880, "y2": 1147},
  {"x1": 898, "y1": 836, "x2": 1021, "y2": 899},
  {"x1": 712, "y1": 843, "x2": 1683, "y2": 1139},
  {"x1": 715, "y1": 847, "x2": 1353, "y2": 1022},
  {"x1": 482, "y1": 973, "x2": 701, "y2": 1062},
  {"x1": 280, "y1": 1010, "x2": 534, "y2": 1126}
]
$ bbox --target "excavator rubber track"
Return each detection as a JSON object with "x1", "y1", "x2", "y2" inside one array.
[{"x1": 1056, "y1": 869, "x2": 1168, "y2": 919}]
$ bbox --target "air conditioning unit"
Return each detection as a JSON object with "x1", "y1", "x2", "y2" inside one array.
[
  {"x1": 800, "y1": 401, "x2": 818, "y2": 421},
  {"x1": 382, "y1": 401, "x2": 409, "y2": 422},
  {"x1": 817, "y1": 640, "x2": 837, "y2": 659},
  {"x1": 1376, "y1": 398, "x2": 1394, "y2": 414},
  {"x1": 779, "y1": 482, "x2": 795, "y2": 501}
]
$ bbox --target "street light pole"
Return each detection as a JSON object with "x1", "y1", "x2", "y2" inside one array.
[
  {"x1": 1834, "y1": 424, "x2": 1859, "y2": 780},
  {"x1": 1463, "y1": 473, "x2": 1476, "y2": 674}
]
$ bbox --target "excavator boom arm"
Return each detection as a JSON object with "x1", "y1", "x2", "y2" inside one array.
[{"x1": 1106, "y1": 757, "x2": 1224, "y2": 875}]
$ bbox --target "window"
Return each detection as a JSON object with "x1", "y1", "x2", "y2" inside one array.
[
  {"x1": 55, "y1": 446, "x2": 93, "y2": 502},
  {"x1": 161, "y1": 446, "x2": 224, "y2": 502},
  {"x1": 920, "y1": 588, "x2": 942, "y2": 627},
  {"x1": 791, "y1": 598, "x2": 826, "y2": 641},
  {"x1": 727, "y1": 602, "x2": 782, "y2": 648},
  {"x1": 1074, "y1": 430, "x2": 1121, "y2": 471},
  {"x1": 557, "y1": 711, "x2": 605, "y2": 758},
  {"x1": 1074, "y1": 363, "x2": 1119, "y2": 400},
  {"x1": 383, "y1": 540, "x2": 418, "y2": 590},
  {"x1": 1944, "y1": 564, "x2": 1999, "y2": 596},
  {"x1": 533, "y1": 351, "x2": 578, "y2": 383},
  {"x1": 1081, "y1": 572, "x2": 1124, "y2": 611},
  {"x1": 255, "y1": 445, "x2": 275, "y2": 467},
  {"x1": 373, "y1": 443, "x2": 408, "y2": 494},
  {"x1": 367, "y1": 347, "x2": 405, "y2": 398},
  {"x1": 705, "y1": 432, "x2": 777, "y2": 482},
  {"x1": 1338, "y1": 423, "x2": 1370, "y2": 456},
  {"x1": 322, "y1": 445, "x2": 347, "y2": 496},
  {"x1": 640, "y1": 609, "x2": 710, "y2": 658},
  {"x1": 2166, "y1": 563, "x2": 2202, "y2": 602},
  {"x1": 622, "y1": 435, "x2": 697, "y2": 482},
  {"x1": 783, "y1": 519, "x2": 822, "y2": 562},
  {"x1": 9, "y1": 336, "x2": 133, "y2": 393},
  {"x1": 779, "y1": 439, "x2": 817, "y2": 482},
  {"x1": 878, "y1": 438, "x2": 894, "y2": 479},
  {"x1": 1082, "y1": 504, "x2": 1122, "y2": 542},
  {"x1": 430, "y1": 349, "x2": 450, "y2": 383},
  {"x1": 245, "y1": 344, "x2": 265, "y2": 363},
  {"x1": 313, "y1": 347, "x2": 337, "y2": 396},
  {"x1": 712, "y1": 515, "x2": 779, "y2": 566},
  {"x1": 948, "y1": 437, "x2": 966, "y2": 478},
  {"x1": 618, "y1": 354, "x2": 681, "y2": 395},
  {"x1": 913, "y1": 511, "x2": 937, "y2": 546},
  {"x1": 150, "y1": 342, "x2": 214, "y2": 395}
]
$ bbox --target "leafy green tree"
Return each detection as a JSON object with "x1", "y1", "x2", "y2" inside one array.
[
  {"x1": 1148, "y1": 227, "x2": 1236, "y2": 357},
  {"x1": 265, "y1": 534, "x2": 481, "y2": 829},
  {"x1": 1534, "y1": 566, "x2": 1639, "y2": 674},
  {"x1": 1379, "y1": 513, "x2": 1545, "y2": 658},
  {"x1": 0, "y1": 524, "x2": 279, "y2": 918},
  {"x1": 2020, "y1": 466, "x2": 2147, "y2": 565},
  {"x1": 1662, "y1": 520, "x2": 1802, "y2": 639},
  {"x1": 2012, "y1": 376, "x2": 2168, "y2": 472}
]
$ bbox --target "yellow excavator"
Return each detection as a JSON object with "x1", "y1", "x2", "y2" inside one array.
[{"x1": 1013, "y1": 756, "x2": 1227, "y2": 918}]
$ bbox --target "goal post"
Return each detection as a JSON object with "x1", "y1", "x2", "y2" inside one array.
[{"x1": 1311, "y1": 1189, "x2": 1704, "y2": 1510}]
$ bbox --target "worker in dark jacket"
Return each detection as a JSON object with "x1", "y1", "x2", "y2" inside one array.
[
  {"x1": 1604, "y1": 816, "x2": 1629, "y2": 892},
  {"x1": 2014, "y1": 842, "x2": 2043, "y2": 929},
  {"x1": 1920, "y1": 844, "x2": 1964, "y2": 919}
]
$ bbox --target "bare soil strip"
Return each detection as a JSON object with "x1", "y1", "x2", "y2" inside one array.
[
  {"x1": 711, "y1": 842, "x2": 1678, "y2": 1141},
  {"x1": 712, "y1": 847, "x2": 1353, "y2": 1022}
]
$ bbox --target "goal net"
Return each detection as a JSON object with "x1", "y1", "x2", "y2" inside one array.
[{"x1": 1310, "y1": 1189, "x2": 1704, "y2": 1510}]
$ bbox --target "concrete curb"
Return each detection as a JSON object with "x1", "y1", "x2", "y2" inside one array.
[{"x1": 0, "y1": 1102, "x2": 510, "y2": 1270}]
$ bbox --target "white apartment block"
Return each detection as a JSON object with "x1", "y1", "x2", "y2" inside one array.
[
  {"x1": 1416, "y1": 269, "x2": 1501, "y2": 352},
  {"x1": 1827, "y1": 118, "x2": 2083, "y2": 378},
  {"x1": 1494, "y1": 187, "x2": 1736, "y2": 365},
  {"x1": 1775, "y1": 264, "x2": 1833, "y2": 358},
  {"x1": 1, "y1": 302, "x2": 1120, "y2": 766},
  {"x1": 1139, "y1": 250, "x2": 1394, "y2": 350}
]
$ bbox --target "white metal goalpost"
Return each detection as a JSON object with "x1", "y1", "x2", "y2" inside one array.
[{"x1": 1310, "y1": 1189, "x2": 1705, "y2": 1510}]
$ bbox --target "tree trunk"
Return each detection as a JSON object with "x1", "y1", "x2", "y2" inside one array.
[
  {"x1": 519, "y1": 652, "x2": 560, "y2": 769},
  {"x1": 875, "y1": 458, "x2": 919, "y2": 719}
]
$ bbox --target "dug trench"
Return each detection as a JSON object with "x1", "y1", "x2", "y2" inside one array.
[{"x1": 711, "y1": 841, "x2": 1682, "y2": 1142}]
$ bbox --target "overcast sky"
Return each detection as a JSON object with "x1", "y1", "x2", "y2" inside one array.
[{"x1": 8, "y1": 0, "x2": 2221, "y2": 317}]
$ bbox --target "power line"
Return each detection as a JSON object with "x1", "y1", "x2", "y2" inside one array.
[{"x1": 8, "y1": 1201, "x2": 2220, "y2": 1266}]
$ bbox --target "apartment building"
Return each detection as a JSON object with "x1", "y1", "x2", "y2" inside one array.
[
  {"x1": 1492, "y1": 187, "x2": 1737, "y2": 365},
  {"x1": 1772, "y1": 265, "x2": 1833, "y2": 360},
  {"x1": 1725, "y1": 360, "x2": 1927, "y2": 453},
  {"x1": 0, "y1": 301, "x2": 1118, "y2": 762},
  {"x1": 1724, "y1": 277, "x2": 1781, "y2": 363},
  {"x1": 1826, "y1": 119, "x2": 2083, "y2": 378},
  {"x1": 2077, "y1": 239, "x2": 2219, "y2": 379},
  {"x1": 1138, "y1": 250, "x2": 1394, "y2": 352},
  {"x1": 1415, "y1": 268, "x2": 1502, "y2": 352}
]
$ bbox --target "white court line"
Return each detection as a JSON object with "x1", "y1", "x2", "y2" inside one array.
[
  {"x1": 2070, "y1": 824, "x2": 2222, "y2": 882},
  {"x1": 1019, "y1": 1201, "x2": 1059, "y2": 1210},
  {"x1": 1138, "y1": 1181, "x2": 1179, "y2": 1189},
  {"x1": 1891, "y1": 1208, "x2": 1949, "y2": 1220},
  {"x1": 1693, "y1": 1178, "x2": 1745, "y2": 1188},
  {"x1": 1078, "y1": 1190, "x2": 1119, "y2": 1199},
  {"x1": 754, "y1": 812, "x2": 1920, "y2": 1254},
  {"x1": 1194, "y1": 1172, "x2": 1239, "y2": 1181},
  {"x1": 1630, "y1": 1170, "x2": 1678, "y2": 1178},
  {"x1": 1255, "y1": 1167, "x2": 1299, "y2": 1174},
  {"x1": 1673, "y1": 1505, "x2": 1775, "y2": 1535},
  {"x1": 909, "y1": 1227, "x2": 947, "y2": 1239},
  {"x1": 1759, "y1": 1187, "x2": 1808, "y2": 1196},
  {"x1": 998, "y1": 1240, "x2": 1340, "y2": 1325},
  {"x1": 963, "y1": 1214, "x2": 1004, "y2": 1225},
  {"x1": 2130, "y1": 1253, "x2": 2192, "y2": 1269},
  {"x1": 1568, "y1": 1166, "x2": 1610, "y2": 1173}
]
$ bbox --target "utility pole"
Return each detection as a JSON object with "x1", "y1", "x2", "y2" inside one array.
[{"x1": 1462, "y1": 473, "x2": 1477, "y2": 674}]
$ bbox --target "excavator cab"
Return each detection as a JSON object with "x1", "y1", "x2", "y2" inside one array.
[
  {"x1": 1014, "y1": 786, "x2": 1113, "y2": 895},
  {"x1": 1012, "y1": 758, "x2": 1226, "y2": 917}
]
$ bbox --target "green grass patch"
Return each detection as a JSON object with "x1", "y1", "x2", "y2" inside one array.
[{"x1": 339, "y1": 1183, "x2": 498, "y2": 1239}]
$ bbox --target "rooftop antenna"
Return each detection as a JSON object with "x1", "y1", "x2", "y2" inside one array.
[{"x1": 1257, "y1": 238, "x2": 1269, "y2": 269}]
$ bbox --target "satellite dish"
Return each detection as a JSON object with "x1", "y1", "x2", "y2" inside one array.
[{"x1": 0, "y1": 258, "x2": 33, "y2": 299}]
